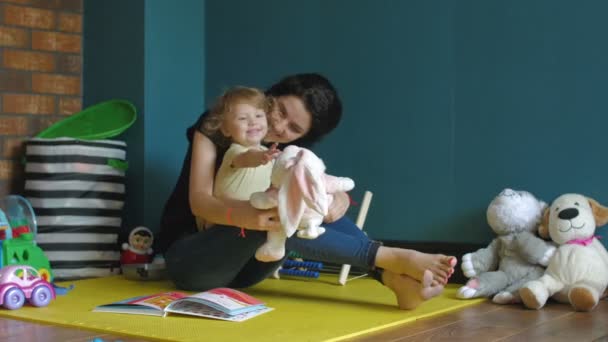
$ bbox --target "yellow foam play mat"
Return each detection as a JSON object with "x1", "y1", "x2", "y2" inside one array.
[{"x1": 0, "y1": 274, "x2": 484, "y2": 341}]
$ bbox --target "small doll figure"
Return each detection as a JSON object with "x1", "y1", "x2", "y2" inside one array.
[{"x1": 121, "y1": 226, "x2": 154, "y2": 265}]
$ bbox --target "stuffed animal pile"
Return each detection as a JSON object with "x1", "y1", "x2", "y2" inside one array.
[
  {"x1": 519, "y1": 193, "x2": 608, "y2": 311},
  {"x1": 457, "y1": 188, "x2": 556, "y2": 304},
  {"x1": 250, "y1": 145, "x2": 354, "y2": 262}
]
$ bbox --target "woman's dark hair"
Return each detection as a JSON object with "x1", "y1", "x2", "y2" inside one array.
[{"x1": 266, "y1": 73, "x2": 342, "y2": 147}]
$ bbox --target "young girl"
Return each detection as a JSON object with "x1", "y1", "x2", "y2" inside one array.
[{"x1": 196, "y1": 86, "x2": 279, "y2": 229}]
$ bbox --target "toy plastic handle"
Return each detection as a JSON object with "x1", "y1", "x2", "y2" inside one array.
[{"x1": 107, "y1": 159, "x2": 129, "y2": 171}]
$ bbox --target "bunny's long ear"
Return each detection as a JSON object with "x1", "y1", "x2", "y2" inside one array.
[
  {"x1": 278, "y1": 158, "x2": 306, "y2": 238},
  {"x1": 296, "y1": 150, "x2": 328, "y2": 217}
]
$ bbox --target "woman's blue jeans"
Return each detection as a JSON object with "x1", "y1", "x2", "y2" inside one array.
[{"x1": 165, "y1": 216, "x2": 382, "y2": 291}]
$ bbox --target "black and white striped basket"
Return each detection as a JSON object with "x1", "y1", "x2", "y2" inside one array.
[{"x1": 24, "y1": 138, "x2": 127, "y2": 280}]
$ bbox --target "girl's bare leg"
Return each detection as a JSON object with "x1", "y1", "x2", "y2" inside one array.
[
  {"x1": 382, "y1": 269, "x2": 444, "y2": 310},
  {"x1": 375, "y1": 246, "x2": 457, "y2": 284}
]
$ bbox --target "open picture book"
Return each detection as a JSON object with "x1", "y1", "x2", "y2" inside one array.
[{"x1": 93, "y1": 288, "x2": 273, "y2": 322}]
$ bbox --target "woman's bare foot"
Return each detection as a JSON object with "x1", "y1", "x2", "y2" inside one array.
[
  {"x1": 383, "y1": 269, "x2": 444, "y2": 310},
  {"x1": 375, "y1": 247, "x2": 457, "y2": 284}
]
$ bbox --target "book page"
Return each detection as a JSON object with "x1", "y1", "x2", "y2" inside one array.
[
  {"x1": 125, "y1": 292, "x2": 187, "y2": 311},
  {"x1": 187, "y1": 288, "x2": 263, "y2": 312},
  {"x1": 165, "y1": 301, "x2": 273, "y2": 322},
  {"x1": 129, "y1": 292, "x2": 186, "y2": 311}
]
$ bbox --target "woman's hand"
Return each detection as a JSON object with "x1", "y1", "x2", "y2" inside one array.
[
  {"x1": 324, "y1": 191, "x2": 350, "y2": 223},
  {"x1": 229, "y1": 201, "x2": 281, "y2": 232}
]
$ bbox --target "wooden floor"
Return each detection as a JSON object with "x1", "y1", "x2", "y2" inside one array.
[
  {"x1": 1, "y1": 300, "x2": 608, "y2": 341},
  {"x1": 353, "y1": 300, "x2": 608, "y2": 342}
]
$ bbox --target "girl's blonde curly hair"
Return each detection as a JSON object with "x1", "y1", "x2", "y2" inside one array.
[{"x1": 201, "y1": 86, "x2": 275, "y2": 138}]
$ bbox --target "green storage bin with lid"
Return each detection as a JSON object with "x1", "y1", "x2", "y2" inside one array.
[{"x1": 37, "y1": 99, "x2": 137, "y2": 140}]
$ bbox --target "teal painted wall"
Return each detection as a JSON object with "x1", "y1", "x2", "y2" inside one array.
[
  {"x1": 206, "y1": 0, "x2": 608, "y2": 243},
  {"x1": 205, "y1": 1, "x2": 322, "y2": 95},
  {"x1": 84, "y1": 0, "x2": 608, "y2": 245},
  {"x1": 83, "y1": 0, "x2": 204, "y2": 233},
  {"x1": 143, "y1": 1, "x2": 205, "y2": 231}
]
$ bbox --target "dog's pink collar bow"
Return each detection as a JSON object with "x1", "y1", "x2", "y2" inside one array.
[{"x1": 566, "y1": 236, "x2": 599, "y2": 246}]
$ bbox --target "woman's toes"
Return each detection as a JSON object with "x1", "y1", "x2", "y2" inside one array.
[{"x1": 447, "y1": 256, "x2": 457, "y2": 267}]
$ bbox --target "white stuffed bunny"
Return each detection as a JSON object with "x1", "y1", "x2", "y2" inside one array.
[{"x1": 250, "y1": 145, "x2": 355, "y2": 262}]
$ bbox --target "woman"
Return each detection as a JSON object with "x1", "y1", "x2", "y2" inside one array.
[{"x1": 159, "y1": 73, "x2": 456, "y2": 309}]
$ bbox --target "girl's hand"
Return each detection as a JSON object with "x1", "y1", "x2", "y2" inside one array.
[
  {"x1": 261, "y1": 143, "x2": 280, "y2": 164},
  {"x1": 324, "y1": 191, "x2": 350, "y2": 223},
  {"x1": 232, "y1": 144, "x2": 280, "y2": 168}
]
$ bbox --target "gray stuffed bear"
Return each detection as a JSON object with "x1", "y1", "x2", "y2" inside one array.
[{"x1": 456, "y1": 188, "x2": 556, "y2": 304}]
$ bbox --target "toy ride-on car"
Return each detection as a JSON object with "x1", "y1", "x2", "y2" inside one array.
[{"x1": 0, "y1": 265, "x2": 56, "y2": 309}]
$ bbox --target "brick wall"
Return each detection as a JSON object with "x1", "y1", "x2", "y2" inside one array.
[{"x1": 0, "y1": 0, "x2": 82, "y2": 196}]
